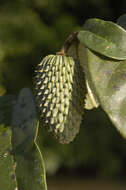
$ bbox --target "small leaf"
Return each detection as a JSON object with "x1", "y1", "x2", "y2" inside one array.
[{"x1": 78, "y1": 18, "x2": 126, "y2": 60}]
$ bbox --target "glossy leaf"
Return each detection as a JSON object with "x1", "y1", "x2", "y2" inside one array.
[
  {"x1": 80, "y1": 47, "x2": 126, "y2": 138},
  {"x1": 78, "y1": 18, "x2": 126, "y2": 60},
  {"x1": 12, "y1": 88, "x2": 47, "y2": 190}
]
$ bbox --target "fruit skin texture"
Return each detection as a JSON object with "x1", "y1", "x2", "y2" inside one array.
[{"x1": 34, "y1": 54, "x2": 85, "y2": 144}]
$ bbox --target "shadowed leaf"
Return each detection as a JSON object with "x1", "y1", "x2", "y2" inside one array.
[{"x1": 12, "y1": 88, "x2": 47, "y2": 190}]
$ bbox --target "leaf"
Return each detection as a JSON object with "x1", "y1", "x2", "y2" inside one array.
[
  {"x1": 0, "y1": 129, "x2": 18, "y2": 190},
  {"x1": 0, "y1": 95, "x2": 17, "y2": 190},
  {"x1": 78, "y1": 18, "x2": 126, "y2": 60},
  {"x1": 12, "y1": 141, "x2": 47, "y2": 190},
  {"x1": 80, "y1": 47, "x2": 126, "y2": 139},
  {"x1": 11, "y1": 88, "x2": 37, "y2": 152},
  {"x1": 11, "y1": 88, "x2": 47, "y2": 190}
]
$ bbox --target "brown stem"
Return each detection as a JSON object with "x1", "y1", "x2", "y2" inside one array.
[{"x1": 56, "y1": 32, "x2": 79, "y2": 55}]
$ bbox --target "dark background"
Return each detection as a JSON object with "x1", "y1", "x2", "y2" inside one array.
[{"x1": 1, "y1": 0, "x2": 126, "y2": 179}]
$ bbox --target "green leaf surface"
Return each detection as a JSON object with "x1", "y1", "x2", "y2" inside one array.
[
  {"x1": 12, "y1": 88, "x2": 47, "y2": 190},
  {"x1": 83, "y1": 48, "x2": 126, "y2": 138},
  {"x1": 78, "y1": 18, "x2": 126, "y2": 60},
  {"x1": 0, "y1": 95, "x2": 17, "y2": 189},
  {"x1": 12, "y1": 142, "x2": 47, "y2": 190},
  {"x1": 0, "y1": 129, "x2": 17, "y2": 190}
]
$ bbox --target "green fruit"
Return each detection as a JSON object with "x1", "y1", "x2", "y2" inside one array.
[{"x1": 34, "y1": 54, "x2": 85, "y2": 144}]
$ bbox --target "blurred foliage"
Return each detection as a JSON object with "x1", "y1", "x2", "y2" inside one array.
[{"x1": 0, "y1": 0, "x2": 126, "y2": 179}]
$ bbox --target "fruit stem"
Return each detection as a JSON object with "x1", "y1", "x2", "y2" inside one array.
[{"x1": 56, "y1": 32, "x2": 79, "y2": 55}]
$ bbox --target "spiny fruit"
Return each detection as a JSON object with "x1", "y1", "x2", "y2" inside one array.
[{"x1": 34, "y1": 54, "x2": 85, "y2": 144}]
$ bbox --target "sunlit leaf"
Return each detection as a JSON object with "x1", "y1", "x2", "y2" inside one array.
[{"x1": 78, "y1": 18, "x2": 126, "y2": 60}]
